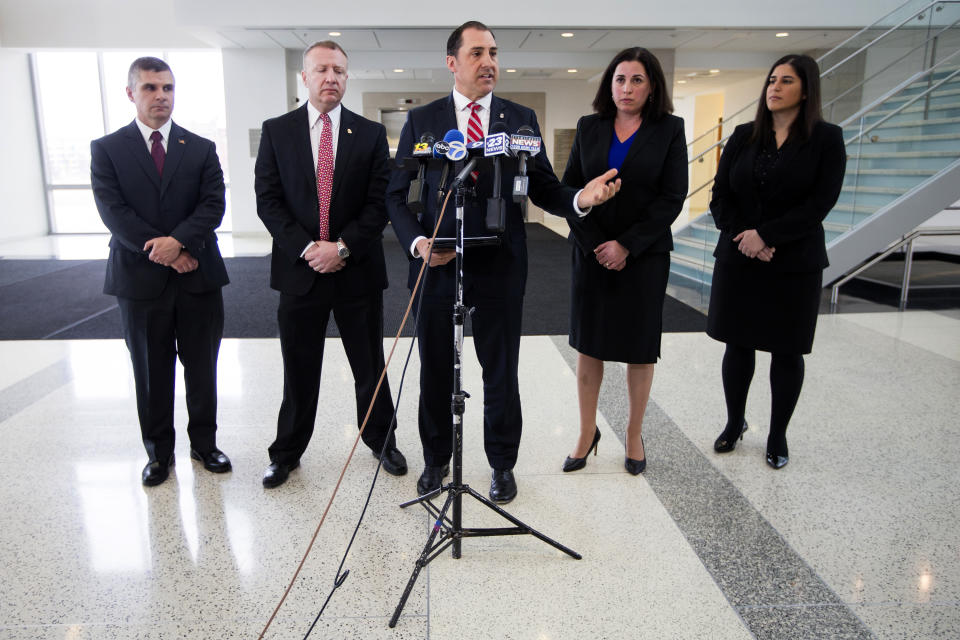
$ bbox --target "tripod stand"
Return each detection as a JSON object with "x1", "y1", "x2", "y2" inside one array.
[{"x1": 388, "y1": 165, "x2": 581, "y2": 629}]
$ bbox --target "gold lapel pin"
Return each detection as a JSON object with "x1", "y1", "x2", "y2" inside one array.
[
  {"x1": 347, "y1": 128, "x2": 353, "y2": 134},
  {"x1": 178, "y1": 139, "x2": 185, "y2": 144}
]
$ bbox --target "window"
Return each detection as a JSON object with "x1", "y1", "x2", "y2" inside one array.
[{"x1": 33, "y1": 51, "x2": 231, "y2": 233}]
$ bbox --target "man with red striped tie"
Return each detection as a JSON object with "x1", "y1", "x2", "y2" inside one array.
[{"x1": 386, "y1": 22, "x2": 620, "y2": 503}]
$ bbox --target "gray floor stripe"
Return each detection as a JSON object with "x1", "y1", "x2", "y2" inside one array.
[
  {"x1": 549, "y1": 335, "x2": 876, "y2": 640},
  {"x1": 0, "y1": 358, "x2": 74, "y2": 423}
]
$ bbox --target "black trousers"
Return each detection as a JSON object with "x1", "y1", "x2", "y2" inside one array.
[
  {"x1": 415, "y1": 291, "x2": 523, "y2": 470},
  {"x1": 269, "y1": 284, "x2": 396, "y2": 465},
  {"x1": 117, "y1": 281, "x2": 224, "y2": 463}
]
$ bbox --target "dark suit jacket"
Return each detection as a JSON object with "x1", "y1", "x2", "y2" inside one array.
[
  {"x1": 562, "y1": 113, "x2": 687, "y2": 260},
  {"x1": 710, "y1": 120, "x2": 846, "y2": 272},
  {"x1": 386, "y1": 93, "x2": 580, "y2": 299},
  {"x1": 91, "y1": 120, "x2": 228, "y2": 299},
  {"x1": 255, "y1": 104, "x2": 390, "y2": 297}
]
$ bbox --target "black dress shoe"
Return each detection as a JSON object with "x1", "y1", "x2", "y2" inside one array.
[
  {"x1": 142, "y1": 454, "x2": 174, "y2": 487},
  {"x1": 766, "y1": 453, "x2": 789, "y2": 470},
  {"x1": 562, "y1": 426, "x2": 601, "y2": 472},
  {"x1": 416, "y1": 464, "x2": 450, "y2": 496},
  {"x1": 262, "y1": 461, "x2": 299, "y2": 488},
  {"x1": 373, "y1": 446, "x2": 408, "y2": 476},
  {"x1": 489, "y1": 469, "x2": 517, "y2": 504},
  {"x1": 190, "y1": 447, "x2": 232, "y2": 473}
]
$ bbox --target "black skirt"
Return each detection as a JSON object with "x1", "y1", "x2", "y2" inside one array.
[
  {"x1": 706, "y1": 258, "x2": 822, "y2": 354},
  {"x1": 569, "y1": 248, "x2": 669, "y2": 364}
]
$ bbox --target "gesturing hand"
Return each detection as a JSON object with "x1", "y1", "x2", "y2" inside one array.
[{"x1": 577, "y1": 169, "x2": 622, "y2": 210}]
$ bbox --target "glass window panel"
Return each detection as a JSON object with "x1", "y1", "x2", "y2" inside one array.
[
  {"x1": 51, "y1": 188, "x2": 107, "y2": 234},
  {"x1": 35, "y1": 52, "x2": 104, "y2": 185},
  {"x1": 101, "y1": 51, "x2": 163, "y2": 133},
  {"x1": 165, "y1": 52, "x2": 230, "y2": 184}
]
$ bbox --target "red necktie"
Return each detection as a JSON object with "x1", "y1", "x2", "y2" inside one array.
[
  {"x1": 466, "y1": 102, "x2": 482, "y2": 181},
  {"x1": 150, "y1": 130, "x2": 165, "y2": 176},
  {"x1": 316, "y1": 112, "x2": 334, "y2": 241}
]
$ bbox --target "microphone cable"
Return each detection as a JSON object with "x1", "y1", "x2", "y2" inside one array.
[{"x1": 258, "y1": 186, "x2": 455, "y2": 640}]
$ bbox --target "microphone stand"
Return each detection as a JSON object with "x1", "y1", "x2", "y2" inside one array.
[{"x1": 388, "y1": 160, "x2": 581, "y2": 629}]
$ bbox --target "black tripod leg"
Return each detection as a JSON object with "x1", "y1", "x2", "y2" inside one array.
[
  {"x1": 463, "y1": 486, "x2": 582, "y2": 559},
  {"x1": 389, "y1": 491, "x2": 457, "y2": 628}
]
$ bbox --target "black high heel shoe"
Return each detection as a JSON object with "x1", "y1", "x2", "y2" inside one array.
[
  {"x1": 766, "y1": 452, "x2": 789, "y2": 469},
  {"x1": 625, "y1": 435, "x2": 646, "y2": 475},
  {"x1": 562, "y1": 427, "x2": 601, "y2": 472},
  {"x1": 714, "y1": 421, "x2": 748, "y2": 453}
]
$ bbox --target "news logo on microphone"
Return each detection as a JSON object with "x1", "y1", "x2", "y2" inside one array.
[
  {"x1": 412, "y1": 141, "x2": 432, "y2": 156},
  {"x1": 508, "y1": 134, "x2": 541, "y2": 156},
  {"x1": 446, "y1": 139, "x2": 467, "y2": 161},
  {"x1": 484, "y1": 132, "x2": 510, "y2": 157}
]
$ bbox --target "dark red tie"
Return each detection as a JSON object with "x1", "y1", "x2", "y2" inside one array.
[
  {"x1": 150, "y1": 130, "x2": 165, "y2": 176},
  {"x1": 316, "y1": 112, "x2": 334, "y2": 241}
]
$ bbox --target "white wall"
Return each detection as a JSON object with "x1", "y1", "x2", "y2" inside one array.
[
  {"x1": 0, "y1": 51, "x2": 47, "y2": 240},
  {"x1": 221, "y1": 49, "x2": 288, "y2": 234}
]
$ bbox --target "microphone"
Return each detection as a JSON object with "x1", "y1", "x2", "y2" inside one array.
[
  {"x1": 435, "y1": 129, "x2": 464, "y2": 203},
  {"x1": 509, "y1": 125, "x2": 542, "y2": 203},
  {"x1": 406, "y1": 132, "x2": 435, "y2": 218},
  {"x1": 484, "y1": 122, "x2": 509, "y2": 232}
]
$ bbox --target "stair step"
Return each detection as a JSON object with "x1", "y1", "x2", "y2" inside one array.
[
  {"x1": 840, "y1": 185, "x2": 905, "y2": 195},
  {"x1": 848, "y1": 150, "x2": 959, "y2": 159}
]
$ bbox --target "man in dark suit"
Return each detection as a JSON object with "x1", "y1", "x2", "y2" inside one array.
[
  {"x1": 91, "y1": 57, "x2": 231, "y2": 487},
  {"x1": 386, "y1": 21, "x2": 620, "y2": 503},
  {"x1": 255, "y1": 41, "x2": 407, "y2": 488}
]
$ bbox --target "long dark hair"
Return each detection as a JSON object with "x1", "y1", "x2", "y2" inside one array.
[
  {"x1": 750, "y1": 54, "x2": 823, "y2": 145},
  {"x1": 592, "y1": 47, "x2": 672, "y2": 120}
]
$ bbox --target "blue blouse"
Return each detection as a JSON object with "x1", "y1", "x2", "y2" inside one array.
[{"x1": 607, "y1": 128, "x2": 637, "y2": 171}]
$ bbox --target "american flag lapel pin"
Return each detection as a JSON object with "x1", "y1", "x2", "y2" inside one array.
[{"x1": 178, "y1": 138, "x2": 185, "y2": 144}]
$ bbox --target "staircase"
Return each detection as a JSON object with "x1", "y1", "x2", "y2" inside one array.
[{"x1": 669, "y1": 0, "x2": 960, "y2": 304}]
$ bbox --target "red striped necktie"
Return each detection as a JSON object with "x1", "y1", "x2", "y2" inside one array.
[
  {"x1": 466, "y1": 102, "x2": 482, "y2": 181},
  {"x1": 316, "y1": 112, "x2": 333, "y2": 241}
]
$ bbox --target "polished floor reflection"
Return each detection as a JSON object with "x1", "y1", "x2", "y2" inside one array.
[{"x1": 1, "y1": 278, "x2": 959, "y2": 637}]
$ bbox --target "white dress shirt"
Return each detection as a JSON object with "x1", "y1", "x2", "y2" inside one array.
[{"x1": 134, "y1": 117, "x2": 172, "y2": 154}]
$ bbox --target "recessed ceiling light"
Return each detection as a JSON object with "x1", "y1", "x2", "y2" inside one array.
[
  {"x1": 561, "y1": 32, "x2": 574, "y2": 38},
  {"x1": 329, "y1": 31, "x2": 341, "y2": 36},
  {"x1": 776, "y1": 32, "x2": 789, "y2": 38},
  {"x1": 393, "y1": 68, "x2": 404, "y2": 73},
  {"x1": 686, "y1": 72, "x2": 698, "y2": 77},
  {"x1": 567, "y1": 69, "x2": 578, "y2": 73},
  {"x1": 709, "y1": 69, "x2": 720, "y2": 74},
  {"x1": 506, "y1": 68, "x2": 517, "y2": 73},
  {"x1": 677, "y1": 80, "x2": 687, "y2": 84}
]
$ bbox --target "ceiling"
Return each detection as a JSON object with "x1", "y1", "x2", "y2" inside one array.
[{"x1": 205, "y1": 26, "x2": 859, "y2": 92}]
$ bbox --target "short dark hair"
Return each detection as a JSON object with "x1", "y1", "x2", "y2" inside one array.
[
  {"x1": 750, "y1": 53, "x2": 823, "y2": 145},
  {"x1": 127, "y1": 57, "x2": 172, "y2": 90},
  {"x1": 303, "y1": 40, "x2": 348, "y2": 69},
  {"x1": 592, "y1": 47, "x2": 672, "y2": 120},
  {"x1": 446, "y1": 21, "x2": 495, "y2": 58}
]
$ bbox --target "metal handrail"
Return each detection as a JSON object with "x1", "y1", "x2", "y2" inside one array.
[
  {"x1": 686, "y1": 1, "x2": 959, "y2": 154},
  {"x1": 684, "y1": 25, "x2": 960, "y2": 202},
  {"x1": 822, "y1": 17, "x2": 960, "y2": 115},
  {"x1": 829, "y1": 226, "x2": 960, "y2": 310}
]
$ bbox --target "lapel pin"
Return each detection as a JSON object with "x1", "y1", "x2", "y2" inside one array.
[
  {"x1": 347, "y1": 128, "x2": 352, "y2": 134},
  {"x1": 178, "y1": 139, "x2": 185, "y2": 144},
  {"x1": 499, "y1": 113, "x2": 504, "y2": 119}
]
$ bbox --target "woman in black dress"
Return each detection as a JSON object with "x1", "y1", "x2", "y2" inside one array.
[
  {"x1": 707, "y1": 54, "x2": 846, "y2": 469},
  {"x1": 560, "y1": 47, "x2": 688, "y2": 475}
]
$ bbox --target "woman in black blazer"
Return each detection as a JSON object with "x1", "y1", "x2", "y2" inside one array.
[
  {"x1": 707, "y1": 54, "x2": 846, "y2": 469},
  {"x1": 560, "y1": 47, "x2": 688, "y2": 475}
]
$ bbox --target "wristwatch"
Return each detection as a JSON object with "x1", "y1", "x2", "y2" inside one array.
[{"x1": 336, "y1": 238, "x2": 350, "y2": 259}]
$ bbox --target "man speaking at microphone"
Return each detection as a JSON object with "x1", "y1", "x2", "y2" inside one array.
[{"x1": 387, "y1": 21, "x2": 620, "y2": 503}]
